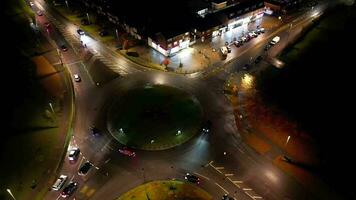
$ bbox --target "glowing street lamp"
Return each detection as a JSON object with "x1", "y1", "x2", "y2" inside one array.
[
  {"x1": 285, "y1": 135, "x2": 291, "y2": 146},
  {"x1": 6, "y1": 189, "x2": 17, "y2": 200}
]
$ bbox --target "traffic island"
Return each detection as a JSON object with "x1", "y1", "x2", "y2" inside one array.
[
  {"x1": 107, "y1": 85, "x2": 203, "y2": 150},
  {"x1": 116, "y1": 180, "x2": 213, "y2": 200}
]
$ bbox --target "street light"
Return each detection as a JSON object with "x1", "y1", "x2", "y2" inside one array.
[
  {"x1": 285, "y1": 135, "x2": 291, "y2": 146},
  {"x1": 86, "y1": 13, "x2": 90, "y2": 24},
  {"x1": 49, "y1": 102, "x2": 55, "y2": 114},
  {"x1": 65, "y1": 0, "x2": 69, "y2": 8},
  {"x1": 6, "y1": 189, "x2": 17, "y2": 200}
]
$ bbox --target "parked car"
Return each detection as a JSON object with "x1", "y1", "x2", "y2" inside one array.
[
  {"x1": 118, "y1": 147, "x2": 136, "y2": 157},
  {"x1": 78, "y1": 161, "x2": 92, "y2": 176},
  {"x1": 264, "y1": 44, "x2": 271, "y2": 51},
  {"x1": 81, "y1": 18, "x2": 90, "y2": 25},
  {"x1": 220, "y1": 46, "x2": 228, "y2": 56},
  {"x1": 99, "y1": 29, "x2": 109, "y2": 36},
  {"x1": 77, "y1": 29, "x2": 85, "y2": 35},
  {"x1": 68, "y1": 147, "x2": 80, "y2": 161},
  {"x1": 29, "y1": 1, "x2": 34, "y2": 7},
  {"x1": 61, "y1": 182, "x2": 78, "y2": 198},
  {"x1": 226, "y1": 45, "x2": 231, "y2": 53},
  {"x1": 184, "y1": 173, "x2": 200, "y2": 184},
  {"x1": 257, "y1": 27, "x2": 265, "y2": 34},
  {"x1": 52, "y1": 175, "x2": 67, "y2": 191}
]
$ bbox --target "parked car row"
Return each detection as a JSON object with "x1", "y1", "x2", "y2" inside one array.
[
  {"x1": 52, "y1": 175, "x2": 78, "y2": 198},
  {"x1": 233, "y1": 27, "x2": 265, "y2": 48}
]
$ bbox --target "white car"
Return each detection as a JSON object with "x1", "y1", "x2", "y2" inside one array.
[
  {"x1": 29, "y1": 1, "x2": 34, "y2": 6},
  {"x1": 220, "y1": 46, "x2": 228, "y2": 56},
  {"x1": 270, "y1": 36, "x2": 280, "y2": 45},
  {"x1": 68, "y1": 148, "x2": 80, "y2": 161},
  {"x1": 52, "y1": 175, "x2": 67, "y2": 191},
  {"x1": 73, "y1": 74, "x2": 81, "y2": 82}
]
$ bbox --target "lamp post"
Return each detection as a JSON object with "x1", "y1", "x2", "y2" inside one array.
[
  {"x1": 86, "y1": 13, "x2": 90, "y2": 24},
  {"x1": 285, "y1": 135, "x2": 291, "y2": 146},
  {"x1": 6, "y1": 189, "x2": 17, "y2": 200},
  {"x1": 65, "y1": 0, "x2": 69, "y2": 8}
]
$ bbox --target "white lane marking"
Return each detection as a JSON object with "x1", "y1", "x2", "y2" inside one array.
[
  {"x1": 56, "y1": 194, "x2": 61, "y2": 200},
  {"x1": 67, "y1": 61, "x2": 83, "y2": 66},
  {"x1": 244, "y1": 191, "x2": 256, "y2": 199},
  {"x1": 233, "y1": 180, "x2": 243, "y2": 183},
  {"x1": 77, "y1": 157, "x2": 85, "y2": 171},
  {"x1": 253, "y1": 196, "x2": 263, "y2": 199},
  {"x1": 70, "y1": 175, "x2": 75, "y2": 182},
  {"x1": 104, "y1": 158, "x2": 111, "y2": 164},
  {"x1": 80, "y1": 62, "x2": 95, "y2": 85},
  {"x1": 225, "y1": 173, "x2": 234, "y2": 176},
  {"x1": 215, "y1": 167, "x2": 224, "y2": 170},
  {"x1": 193, "y1": 172, "x2": 210, "y2": 180},
  {"x1": 243, "y1": 188, "x2": 252, "y2": 191},
  {"x1": 215, "y1": 182, "x2": 229, "y2": 194}
]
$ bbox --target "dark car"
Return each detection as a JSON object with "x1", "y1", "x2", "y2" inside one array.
[
  {"x1": 184, "y1": 173, "x2": 200, "y2": 184},
  {"x1": 242, "y1": 63, "x2": 251, "y2": 70},
  {"x1": 77, "y1": 29, "x2": 85, "y2": 35},
  {"x1": 254, "y1": 56, "x2": 263, "y2": 64},
  {"x1": 222, "y1": 194, "x2": 234, "y2": 200},
  {"x1": 61, "y1": 182, "x2": 78, "y2": 198},
  {"x1": 60, "y1": 45, "x2": 68, "y2": 52},
  {"x1": 202, "y1": 120, "x2": 212, "y2": 134},
  {"x1": 264, "y1": 44, "x2": 271, "y2": 51},
  {"x1": 226, "y1": 46, "x2": 231, "y2": 53},
  {"x1": 78, "y1": 161, "x2": 92, "y2": 176},
  {"x1": 89, "y1": 126, "x2": 101, "y2": 136},
  {"x1": 99, "y1": 29, "x2": 109, "y2": 36},
  {"x1": 81, "y1": 18, "x2": 90, "y2": 25}
]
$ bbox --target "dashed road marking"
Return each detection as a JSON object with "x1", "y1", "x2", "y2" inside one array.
[
  {"x1": 194, "y1": 172, "x2": 210, "y2": 180},
  {"x1": 215, "y1": 182, "x2": 229, "y2": 194},
  {"x1": 243, "y1": 188, "x2": 252, "y2": 191},
  {"x1": 225, "y1": 173, "x2": 234, "y2": 176}
]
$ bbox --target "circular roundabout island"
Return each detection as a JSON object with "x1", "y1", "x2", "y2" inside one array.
[
  {"x1": 107, "y1": 85, "x2": 203, "y2": 150},
  {"x1": 116, "y1": 180, "x2": 213, "y2": 200}
]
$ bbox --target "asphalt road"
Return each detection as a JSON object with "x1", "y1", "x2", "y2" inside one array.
[{"x1": 26, "y1": 0, "x2": 332, "y2": 199}]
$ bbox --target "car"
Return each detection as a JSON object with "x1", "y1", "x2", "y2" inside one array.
[
  {"x1": 240, "y1": 36, "x2": 247, "y2": 42},
  {"x1": 44, "y1": 22, "x2": 50, "y2": 28},
  {"x1": 68, "y1": 147, "x2": 80, "y2": 161},
  {"x1": 52, "y1": 175, "x2": 67, "y2": 191},
  {"x1": 254, "y1": 55, "x2": 263, "y2": 64},
  {"x1": 29, "y1": 1, "x2": 34, "y2": 6},
  {"x1": 37, "y1": 11, "x2": 43, "y2": 16},
  {"x1": 257, "y1": 27, "x2": 265, "y2": 34},
  {"x1": 61, "y1": 182, "x2": 78, "y2": 198},
  {"x1": 119, "y1": 147, "x2": 136, "y2": 157},
  {"x1": 99, "y1": 29, "x2": 109, "y2": 36},
  {"x1": 89, "y1": 126, "x2": 101, "y2": 136},
  {"x1": 243, "y1": 63, "x2": 251, "y2": 70},
  {"x1": 73, "y1": 74, "x2": 81, "y2": 82},
  {"x1": 264, "y1": 44, "x2": 271, "y2": 51},
  {"x1": 184, "y1": 173, "x2": 200, "y2": 184},
  {"x1": 270, "y1": 36, "x2": 280, "y2": 45},
  {"x1": 226, "y1": 46, "x2": 231, "y2": 53},
  {"x1": 78, "y1": 161, "x2": 92, "y2": 176},
  {"x1": 220, "y1": 46, "x2": 228, "y2": 56},
  {"x1": 60, "y1": 45, "x2": 68, "y2": 52},
  {"x1": 222, "y1": 194, "x2": 234, "y2": 200},
  {"x1": 81, "y1": 18, "x2": 90, "y2": 25},
  {"x1": 234, "y1": 40, "x2": 243, "y2": 47},
  {"x1": 202, "y1": 120, "x2": 212, "y2": 134},
  {"x1": 248, "y1": 32, "x2": 258, "y2": 38},
  {"x1": 77, "y1": 29, "x2": 85, "y2": 35}
]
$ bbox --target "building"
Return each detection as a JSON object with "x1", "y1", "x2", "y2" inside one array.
[
  {"x1": 264, "y1": 0, "x2": 303, "y2": 14},
  {"x1": 77, "y1": 0, "x2": 265, "y2": 57}
]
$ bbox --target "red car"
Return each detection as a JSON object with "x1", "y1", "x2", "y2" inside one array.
[{"x1": 118, "y1": 147, "x2": 136, "y2": 157}]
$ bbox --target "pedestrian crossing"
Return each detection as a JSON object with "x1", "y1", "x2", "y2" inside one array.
[{"x1": 46, "y1": 13, "x2": 132, "y2": 77}]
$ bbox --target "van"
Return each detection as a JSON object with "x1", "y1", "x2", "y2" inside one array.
[
  {"x1": 270, "y1": 36, "x2": 280, "y2": 45},
  {"x1": 220, "y1": 46, "x2": 228, "y2": 55},
  {"x1": 52, "y1": 175, "x2": 67, "y2": 190}
]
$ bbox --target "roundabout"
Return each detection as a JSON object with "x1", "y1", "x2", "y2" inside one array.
[{"x1": 107, "y1": 84, "x2": 203, "y2": 150}]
